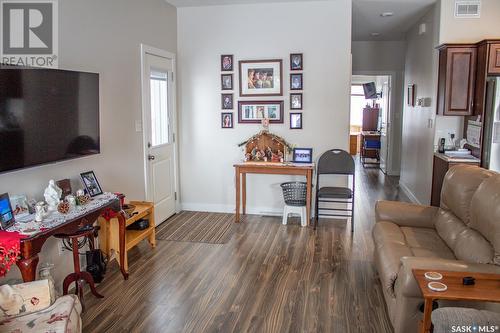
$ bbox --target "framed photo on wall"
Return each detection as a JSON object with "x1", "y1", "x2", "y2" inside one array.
[
  {"x1": 221, "y1": 93, "x2": 233, "y2": 109},
  {"x1": 290, "y1": 93, "x2": 302, "y2": 110},
  {"x1": 221, "y1": 54, "x2": 233, "y2": 71},
  {"x1": 80, "y1": 171, "x2": 103, "y2": 197},
  {"x1": 221, "y1": 112, "x2": 233, "y2": 128},
  {"x1": 239, "y1": 59, "x2": 283, "y2": 97},
  {"x1": 290, "y1": 53, "x2": 303, "y2": 70},
  {"x1": 290, "y1": 113, "x2": 302, "y2": 129},
  {"x1": 290, "y1": 73, "x2": 303, "y2": 90},
  {"x1": 238, "y1": 100, "x2": 284, "y2": 123},
  {"x1": 221, "y1": 74, "x2": 233, "y2": 90}
]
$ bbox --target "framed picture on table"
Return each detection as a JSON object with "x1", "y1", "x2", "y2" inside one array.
[
  {"x1": 239, "y1": 59, "x2": 283, "y2": 97},
  {"x1": 80, "y1": 171, "x2": 103, "y2": 197},
  {"x1": 293, "y1": 148, "x2": 313, "y2": 163}
]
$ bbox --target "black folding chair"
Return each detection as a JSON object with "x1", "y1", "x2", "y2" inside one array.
[{"x1": 314, "y1": 149, "x2": 355, "y2": 231}]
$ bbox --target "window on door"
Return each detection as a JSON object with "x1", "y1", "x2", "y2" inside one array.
[{"x1": 150, "y1": 70, "x2": 169, "y2": 147}]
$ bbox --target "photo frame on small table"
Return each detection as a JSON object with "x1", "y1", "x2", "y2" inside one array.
[
  {"x1": 80, "y1": 171, "x2": 103, "y2": 197},
  {"x1": 293, "y1": 148, "x2": 313, "y2": 164}
]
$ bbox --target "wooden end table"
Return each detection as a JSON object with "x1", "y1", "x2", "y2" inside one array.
[{"x1": 413, "y1": 269, "x2": 500, "y2": 333}]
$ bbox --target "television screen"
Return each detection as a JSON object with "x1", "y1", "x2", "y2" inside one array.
[
  {"x1": 363, "y1": 82, "x2": 378, "y2": 99},
  {"x1": 0, "y1": 67, "x2": 99, "y2": 173}
]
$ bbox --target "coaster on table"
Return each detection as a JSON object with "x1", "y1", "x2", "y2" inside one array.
[
  {"x1": 428, "y1": 281, "x2": 447, "y2": 292},
  {"x1": 424, "y1": 271, "x2": 443, "y2": 281}
]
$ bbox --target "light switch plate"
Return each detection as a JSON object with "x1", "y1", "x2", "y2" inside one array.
[{"x1": 135, "y1": 120, "x2": 142, "y2": 132}]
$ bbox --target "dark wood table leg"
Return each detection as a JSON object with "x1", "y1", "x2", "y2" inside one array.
[
  {"x1": 116, "y1": 212, "x2": 129, "y2": 280},
  {"x1": 16, "y1": 255, "x2": 39, "y2": 282},
  {"x1": 235, "y1": 167, "x2": 240, "y2": 222},
  {"x1": 242, "y1": 172, "x2": 246, "y2": 215},
  {"x1": 306, "y1": 169, "x2": 312, "y2": 226}
]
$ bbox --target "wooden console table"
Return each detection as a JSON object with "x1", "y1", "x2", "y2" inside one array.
[
  {"x1": 413, "y1": 269, "x2": 500, "y2": 333},
  {"x1": 98, "y1": 201, "x2": 156, "y2": 275},
  {"x1": 234, "y1": 162, "x2": 314, "y2": 225},
  {"x1": 16, "y1": 198, "x2": 127, "y2": 282}
]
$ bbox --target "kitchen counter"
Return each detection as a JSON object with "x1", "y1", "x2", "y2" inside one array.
[{"x1": 434, "y1": 152, "x2": 481, "y2": 164}]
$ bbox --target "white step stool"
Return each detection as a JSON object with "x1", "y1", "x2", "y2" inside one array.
[{"x1": 282, "y1": 205, "x2": 307, "y2": 227}]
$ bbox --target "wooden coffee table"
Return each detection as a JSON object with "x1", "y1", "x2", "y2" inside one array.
[{"x1": 413, "y1": 269, "x2": 500, "y2": 333}]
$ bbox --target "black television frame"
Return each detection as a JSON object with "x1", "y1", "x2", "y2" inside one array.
[{"x1": 0, "y1": 65, "x2": 101, "y2": 174}]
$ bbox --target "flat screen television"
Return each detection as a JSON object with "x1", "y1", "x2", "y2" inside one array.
[
  {"x1": 362, "y1": 82, "x2": 378, "y2": 99},
  {"x1": 0, "y1": 66, "x2": 100, "y2": 173}
]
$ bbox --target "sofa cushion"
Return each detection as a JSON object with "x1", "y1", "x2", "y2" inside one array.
[
  {"x1": 373, "y1": 222, "x2": 455, "y2": 298},
  {"x1": 400, "y1": 227, "x2": 455, "y2": 260},
  {"x1": 0, "y1": 280, "x2": 52, "y2": 320},
  {"x1": 470, "y1": 175, "x2": 500, "y2": 265},
  {"x1": 440, "y1": 165, "x2": 494, "y2": 225},
  {"x1": 434, "y1": 209, "x2": 494, "y2": 264}
]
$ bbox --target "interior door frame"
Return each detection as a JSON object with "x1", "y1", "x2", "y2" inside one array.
[
  {"x1": 352, "y1": 70, "x2": 400, "y2": 176},
  {"x1": 140, "y1": 44, "x2": 180, "y2": 213}
]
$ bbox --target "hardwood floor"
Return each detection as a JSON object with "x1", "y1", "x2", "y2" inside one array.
[{"x1": 82, "y1": 161, "x2": 408, "y2": 333}]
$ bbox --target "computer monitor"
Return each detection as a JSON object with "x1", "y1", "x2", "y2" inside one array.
[{"x1": 0, "y1": 193, "x2": 15, "y2": 230}]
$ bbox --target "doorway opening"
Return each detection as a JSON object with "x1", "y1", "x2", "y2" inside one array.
[{"x1": 349, "y1": 74, "x2": 392, "y2": 173}]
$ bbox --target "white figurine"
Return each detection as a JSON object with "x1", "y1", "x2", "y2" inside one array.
[{"x1": 44, "y1": 180, "x2": 62, "y2": 211}]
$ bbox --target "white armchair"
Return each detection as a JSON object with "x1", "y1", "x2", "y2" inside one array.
[{"x1": 0, "y1": 279, "x2": 82, "y2": 333}]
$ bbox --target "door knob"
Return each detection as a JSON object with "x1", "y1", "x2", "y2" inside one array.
[{"x1": 148, "y1": 155, "x2": 155, "y2": 161}]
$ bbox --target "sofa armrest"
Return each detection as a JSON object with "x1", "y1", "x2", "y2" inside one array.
[
  {"x1": 395, "y1": 256, "x2": 500, "y2": 298},
  {"x1": 375, "y1": 200, "x2": 438, "y2": 228}
]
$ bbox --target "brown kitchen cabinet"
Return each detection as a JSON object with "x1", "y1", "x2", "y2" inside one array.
[
  {"x1": 437, "y1": 44, "x2": 477, "y2": 116},
  {"x1": 431, "y1": 153, "x2": 480, "y2": 207},
  {"x1": 487, "y1": 42, "x2": 500, "y2": 75}
]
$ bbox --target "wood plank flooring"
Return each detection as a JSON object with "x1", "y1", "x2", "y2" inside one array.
[{"x1": 82, "y1": 161, "x2": 408, "y2": 333}]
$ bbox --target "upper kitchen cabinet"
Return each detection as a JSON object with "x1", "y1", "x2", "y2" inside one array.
[
  {"x1": 437, "y1": 44, "x2": 477, "y2": 116},
  {"x1": 487, "y1": 42, "x2": 500, "y2": 75}
]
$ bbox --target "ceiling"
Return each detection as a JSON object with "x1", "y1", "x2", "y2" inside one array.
[
  {"x1": 352, "y1": 0, "x2": 436, "y2": 41},
  {"x1": 165, "y1": 0, "x2": 329, "y2": 7}
]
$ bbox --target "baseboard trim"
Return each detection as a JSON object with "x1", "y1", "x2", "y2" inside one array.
[{"x1": 398, "y1": 181, "x2": 421, "y2": 204}]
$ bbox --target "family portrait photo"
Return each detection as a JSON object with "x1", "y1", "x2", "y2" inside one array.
[
  {"x1": 221, "y1": 112, "x2": 233, "y2": 128},
  {"x1": 238, "y1": 101, "x2": 284, "y2": 123},
  {"x1": 290, "y1": 93, "x2": 302, "y2": 110},
  {"x1": 290, "y1": 113, "x2": 302, "y2": 129},
  {"x1": 221, "y1": 94, "x2": 233, "y2": 109},
  {"x1": 291, "y1": 73, "x2": 303, "y2": 90},
  {"x1": 293, "y1": 148, "x2": 312, "y2": 163},
  {"x1": 221, "y1": 74, "x2": 233, "y2": 90},
  {"x1": 221, "y1": 54, "x2": 233, "y2": 71},
  {"x1": 80, "y1": 171, "x2": 103, "y2": 197},
  {"x1": 239, "y1": 59, "x2": 282, "y2": 96},
  {"x1": 290, "y1": 53, "x2": 303, "y2": 70}
]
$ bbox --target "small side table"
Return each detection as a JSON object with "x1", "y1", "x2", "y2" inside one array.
[
  {"x1": 413, "y1": 269, "x2": 500, "y2": 333},
  {"x1": 99, "y1": 201, "x2": 156, "y2": 278}
]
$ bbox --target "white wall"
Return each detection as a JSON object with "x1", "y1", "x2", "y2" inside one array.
[
  {"x1": 439, "y1": 0, "x2": 500, "y2": 44},
  {"x1": 352, "y1": 41, "x2": 406, "y2": 175},
  {"x1": 400, "y1": 4, "x2": 440, "y2": 205},
  {"x1": 177, "y1": 0, "x2": 351, "y2": 214},
  {"x1": 0, "y1": 0, "x2": 177, "y2": 286}
]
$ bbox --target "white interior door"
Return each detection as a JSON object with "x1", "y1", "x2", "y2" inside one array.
[
  {"x1": 142, "y1": 48, "x2": 177, "y2": 226},
  {"x1": 379, "y1": 77, "x2": 391, "y2": 173}
]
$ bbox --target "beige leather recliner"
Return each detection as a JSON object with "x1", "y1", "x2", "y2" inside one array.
[{"x1": 373, "y1": 165, "x2": 500, "y2": 333}]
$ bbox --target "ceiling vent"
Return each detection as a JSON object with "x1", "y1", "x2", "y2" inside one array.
[{"x1": 455, "y1": 1, "x2": 481, "y2": 18}]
